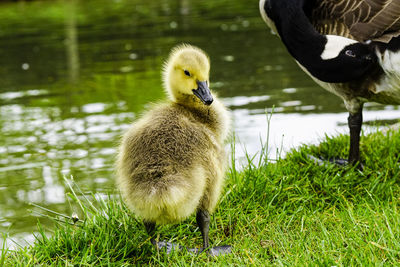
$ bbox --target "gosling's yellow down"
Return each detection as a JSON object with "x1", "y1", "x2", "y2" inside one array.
[{"x1": 116, "y1": 44, "x2": 231, "y2": 255}]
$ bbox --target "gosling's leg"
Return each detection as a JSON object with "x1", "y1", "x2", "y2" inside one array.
[
  {"x1": 144, "y1": 221, "x2": 157, "y2": 246},
  {"x1": 196, "y1": 210, "x2": 231, "y2": 256},
  {"x1": 144, "y1": 221, "x2": 181, "y2": 254},
  {"x1": 196, "y1": 210, "x2": 210, "y2": 250}
]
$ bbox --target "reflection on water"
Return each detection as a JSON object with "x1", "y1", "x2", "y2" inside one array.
[{"x1": 0, "y1": 0, "x2": 399, "y2": 248}]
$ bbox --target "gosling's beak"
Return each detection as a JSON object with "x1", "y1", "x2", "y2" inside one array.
[{"x1": 192, "y1": 81, "x2": 213, "y2": 106}]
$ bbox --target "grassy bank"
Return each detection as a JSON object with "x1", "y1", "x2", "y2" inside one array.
[{"x1": 3, "y1": 127, "x2": 400, "y2": 265}]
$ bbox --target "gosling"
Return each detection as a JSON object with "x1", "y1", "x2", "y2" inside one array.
[{"x1": 116, "y1": 44, "x2": 231, "y2": 255}]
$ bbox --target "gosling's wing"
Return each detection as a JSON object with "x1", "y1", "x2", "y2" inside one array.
[{"x1": 311, "y1": 0, "x2": 400, "y2": 42}]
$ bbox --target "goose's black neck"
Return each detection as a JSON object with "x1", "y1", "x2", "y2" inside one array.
[
  {"x1": 263, "y1": 0, "x2": 378, "y2": 83},
  {"x1": 265, "y1": 0, "x2": 325, "y2": 63}
]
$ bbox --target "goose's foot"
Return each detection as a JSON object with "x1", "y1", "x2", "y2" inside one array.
[
  {"x1": 188, "y1": 245, "x2": 232, "y2": 256},
  {"x1": 152, "y1": 240, "x2": 182, "y2": 254},
  {"x1": 324, "y1": 157, "x2": 348, "y2": 166},
  {"x1": 306, "y1": 154, "x2": 345, "y2": 166},
  {"x1": 324, "y1": 156, "x2": 363, "y2": 170},
  {"x1": 307, "y1": 155, "x2": 363, "y2": 170},
  {"x1": 307, "y1": 109, "x2": 364, "y2": 171}
]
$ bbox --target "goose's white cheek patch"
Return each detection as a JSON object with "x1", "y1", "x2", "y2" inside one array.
[{"x1": 321, "y1": 35, "x2": 358, "y2": 60}]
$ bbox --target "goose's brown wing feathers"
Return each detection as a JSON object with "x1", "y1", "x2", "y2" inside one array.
[{"x1": 311, "y1": 0, "x2": 400, "y2": 42}]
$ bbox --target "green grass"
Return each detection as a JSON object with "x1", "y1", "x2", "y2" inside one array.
[{"x1": 3, "y1": 127, "x2": 400, "y2": 265}]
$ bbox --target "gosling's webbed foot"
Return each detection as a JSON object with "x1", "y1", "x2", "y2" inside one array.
[
  {"x1": 152, "y1": 240, "x2": 182, "y2": 254},
  {"x1": 188, "y1": 245, "x2": 232, "y2": 256},
  {"x1": 208, "y1": 245, "x2": 232, "y2": 256}
]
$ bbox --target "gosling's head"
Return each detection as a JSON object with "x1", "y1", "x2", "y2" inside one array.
[{"x1": 163, "y1": 44, "x2": 213, "y2": 106}]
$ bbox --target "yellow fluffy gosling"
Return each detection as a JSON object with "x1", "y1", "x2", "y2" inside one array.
[{"x1": 116, "y1": 44, "x2": 231, "y2": 255}]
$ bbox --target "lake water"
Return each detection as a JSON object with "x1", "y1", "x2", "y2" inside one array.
[{"x1": 1, "y1": 0, "x2": 399, "y2": 249}]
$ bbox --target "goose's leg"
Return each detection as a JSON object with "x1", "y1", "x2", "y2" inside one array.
[
  {"x1": 144, "y1": 221, "x2": 181, "y2": 253},
  {"x1": 310, "y1": 109, "x2": 363, "y2": 169},
  {"x1": 196, "y1": 210, "x2": 232, "y2": 256},
  {"x1": 348, "y1": 110, "x2": 363, "y2": 167}
]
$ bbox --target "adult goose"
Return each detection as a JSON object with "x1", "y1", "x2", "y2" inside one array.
[{"x1": 259, "y1": 0, "x2": 400, "y2": 166}]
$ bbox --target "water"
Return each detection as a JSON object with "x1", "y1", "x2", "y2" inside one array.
[{"x1": 1, "y1": 0, "x2": 399, "y2": 248}]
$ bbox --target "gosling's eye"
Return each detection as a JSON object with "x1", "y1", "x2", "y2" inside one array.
[
  {"x1": 345, "y1": 50, "x2": 356, "y2": 57},
  {"x1": 184, "y1": 70, "x2": 191, "y2": 77}
]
